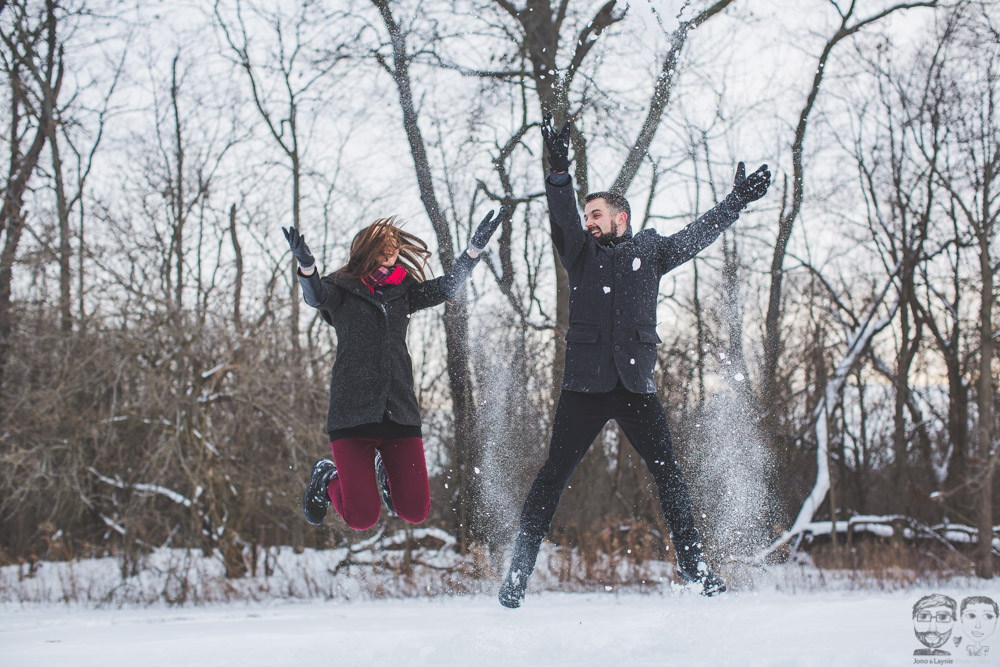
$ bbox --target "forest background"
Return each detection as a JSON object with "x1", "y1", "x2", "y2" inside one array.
[{"x1": 1, "y1": 0, "x2": 997, "y2": 598}]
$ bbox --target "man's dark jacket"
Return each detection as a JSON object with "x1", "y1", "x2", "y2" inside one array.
[
  {"x1": 547, "y1": 174, "x2": 740, "y2": 394},
  {"x1": 297, "y1": 253, "x2": 479, "y2": 434}
]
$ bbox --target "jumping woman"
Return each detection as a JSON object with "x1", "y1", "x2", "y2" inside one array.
[{"x1": 284, "y1": 207, "x2": 505, "y2": 529}]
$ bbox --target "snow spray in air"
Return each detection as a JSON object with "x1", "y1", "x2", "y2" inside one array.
[
  {"x1": 470, "y1": 314, "x2": 547, "y2": 575},
  {"x1": 682, "y1": 365, "x2": 779, "y2": 587}
]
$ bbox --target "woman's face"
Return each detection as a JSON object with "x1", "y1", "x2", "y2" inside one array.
[
  {"x1": 962, "y1": 602, "x2": 998, "y2": 643},
  {"x1": 379, "y1": 236, "x2": 399, "y2": 267}
]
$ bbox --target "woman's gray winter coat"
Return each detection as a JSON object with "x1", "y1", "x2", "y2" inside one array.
[{"x1": 297, "y1": 252, "x2": 479, "y2": 434}]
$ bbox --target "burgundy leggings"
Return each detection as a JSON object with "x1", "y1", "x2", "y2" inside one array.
[{"x1": 326, "y1": 436, "x2": 430, "y2": 530}]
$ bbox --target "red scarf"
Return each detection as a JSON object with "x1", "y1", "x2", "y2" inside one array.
[{"x1": 362, "y1": 264, "x2": 406, "y2": 295}]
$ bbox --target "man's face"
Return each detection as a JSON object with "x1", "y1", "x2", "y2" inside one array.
[
  {"x1": 584, "y1": 198, "x2": 625, "y2": 241},
  {"x1": 913, "y1": 604, "x2": 955, "y2": 648},
  {"x1": 962, "y1": 603, "x2": 998, "y2": 643}
]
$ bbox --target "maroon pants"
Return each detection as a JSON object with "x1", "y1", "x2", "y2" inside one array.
[{"x1": 326, "y1": 436, "x2": 430, "y2": 530}]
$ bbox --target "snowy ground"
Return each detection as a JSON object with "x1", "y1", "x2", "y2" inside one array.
[{"x1": 5, "y1": 586, "x2": 999, "y2": 666}]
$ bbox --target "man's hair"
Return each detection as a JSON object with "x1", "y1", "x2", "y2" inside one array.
[
  {"x1": 585, "y1": 191, "x2": 631, "y2": 227},
  {"x1": 913, "y1": 594, "x2": 957, "y2": 618},
  {"x1": 961, "y1": 596, "x2": 999, "y2": 616}
]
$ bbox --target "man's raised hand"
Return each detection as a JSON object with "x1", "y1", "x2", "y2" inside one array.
[
  {"x1": 541, "y1": 112, "x2": 571, "y2": 173},
  {"x1": 282, "y1": 226, "x2": 315, "y2": 271},
  {"x1": 726, "y1": 162, "x2": 771, "y2": 211}
]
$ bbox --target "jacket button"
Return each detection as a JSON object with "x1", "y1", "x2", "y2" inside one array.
[{"x1": 614, "y1": 345, "x2": 621, "y2": 352}]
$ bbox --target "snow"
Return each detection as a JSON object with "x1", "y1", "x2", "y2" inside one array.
[
  {"x1": 632, "y1": 257, "x2": 641, "y2": 271},
  {"x1": 200, "y1": 362, "x2": 228, "y2": 379},
  {"x1": 603, "y1": 286, "x2": 611, "y2": 293},
  {"x1": 777, "y1": 518, "x2": 1000, "y2": 551},
  {"x1": 3, "y1": 588, "x2": 993, "y2": 666},
  {"x1": 3, "y1": 544, "x2": 996, "y2": 665}
]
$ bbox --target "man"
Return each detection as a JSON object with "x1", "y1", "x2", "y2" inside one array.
[
  {"x1": 498, "y1": 113, "x2": 770, "y2": 608},
  {"x1": 912, "y1": 594, "x2": 957, "y2": 655}
]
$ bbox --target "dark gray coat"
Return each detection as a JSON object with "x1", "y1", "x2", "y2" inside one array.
[
  {"x1": 547, "y1": 175, "x2": 740, "y2": 393},
  {"x1": 298, "y1": 252, "x2": 479, "y2": 434}
]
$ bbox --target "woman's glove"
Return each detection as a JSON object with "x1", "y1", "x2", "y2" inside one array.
[
  {"x1": 282, "y1": 226, "x2": 315, "y2": 271},
  {"x1": 469, "y1": 206, "x2": 507, "y2": 252}
]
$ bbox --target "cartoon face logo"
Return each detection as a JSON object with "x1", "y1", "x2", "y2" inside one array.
[
  {"x1": 960, "y1": 596, "x2": 998, "y2": 656},
  {"x1": 912, "y1": 594, "x2": 957, "y2": 655}
]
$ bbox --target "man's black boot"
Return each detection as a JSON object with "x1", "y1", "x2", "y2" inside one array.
[
  {"x1": 499, "y1": 537, "x2": 540, "y2": 609},
  {"x1": 499, "y1": 565, "x2": 529, "y2": 609},
  {"x1": 676, "y1": 544, "x2": 727, "y2": 597}
]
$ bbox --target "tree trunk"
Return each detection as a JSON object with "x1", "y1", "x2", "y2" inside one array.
[
  {"x1": 0, "y1": 1, "x2": 60, "y2": 390},
  {"x1": 373, "y1": 0, "x2": 480, "y2": 548},
  {"x1": 43, "y1": 95, "x2": 72, "y2": 333},
  {"x1": 230, "y1": 204, "x2": 243, "y2": 329},
  {"x1": 975, "y1": 238, "x2": 994, "y2": 578}
]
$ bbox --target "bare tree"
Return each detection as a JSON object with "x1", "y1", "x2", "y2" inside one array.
[
  {"x1": 759, "y1": 0, "x2": 938, "y2": 443},
  {"x1": 0, "y1": 0, "x2": 62, "y2": 389},
  {"x1": 920, "y1": 2, "x2": 1000, "y2": 577},
  {"x1": 214, "y1": 0, "x2": 345, "y2": 349}
]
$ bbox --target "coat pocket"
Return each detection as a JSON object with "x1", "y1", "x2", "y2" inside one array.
[
  {"x1": 636, "y1": 326, "x2": 661, "y2": 344},
  {"x1": 633, "y1": 325, "x2": 660, "y2": 376},
  {"x1": 565, "y1": 323, "x2": 600, "y2": 344},
  {"x1": 564, "y1": 323, "x2": 601, "y2": 376}
]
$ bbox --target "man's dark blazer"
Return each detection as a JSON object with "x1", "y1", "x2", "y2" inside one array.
[{"x1": 546, "y1": 174, "x2": 740, "y2": 394}]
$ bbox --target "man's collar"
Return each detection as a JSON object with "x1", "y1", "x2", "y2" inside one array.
[{"x1": 599, "y1": 226, "x2": 633, "y2": 247}]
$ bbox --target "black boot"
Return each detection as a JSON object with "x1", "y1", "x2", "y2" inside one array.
[
  {"x1": 499, "y1": 566, "x2": 529, "y2": 609},
  {"x1": 676, "y1": 545, "x2": 727, "y2": 597},
  {"x1": 374, "y1": 451, "x2": 396, "y2": 517},
  {"x1": 499, "y1": 535, "x2": 541, "y2": 609},
  {"x1": 302, "y1": 459, "x2": 337, "y2": 526}
]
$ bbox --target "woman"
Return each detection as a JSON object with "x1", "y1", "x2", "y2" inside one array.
[{"x1": 283, "y1": 207, "x2": 504, "y2": 530}]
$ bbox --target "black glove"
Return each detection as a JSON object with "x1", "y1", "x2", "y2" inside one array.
[
  {"x1": 469, "y1": 206, "x2": 507, "y2": 252},
  {"x1": 725, "y1": 162, "x2": 771, "y2": 211},
  {"x1": 282, "y1": 226, "x2": 315, "y2": 270},
  {"x1": 541, "y1": 112, "x2": 571, "y2": 173}
]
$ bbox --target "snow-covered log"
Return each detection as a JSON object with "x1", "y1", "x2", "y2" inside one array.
[{"x1": 87, "y1": 467, "x2": 193, "y2": 508}]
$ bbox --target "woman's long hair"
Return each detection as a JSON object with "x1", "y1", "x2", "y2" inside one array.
[{"x1": 335, "y1": 216, "x2": 431, "y2": 282}]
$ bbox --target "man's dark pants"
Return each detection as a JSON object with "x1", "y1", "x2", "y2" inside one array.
[{"x1": 508, "y1": 381, "x2": 700, "y2": 580}]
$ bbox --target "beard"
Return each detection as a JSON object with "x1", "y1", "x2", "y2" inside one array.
[
  {"x1": 915, "y1": 629, "x2": 951, "y2": 649},
  {"x1": 595, "y1": 227, "x2": 619, "y2": 247}
]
